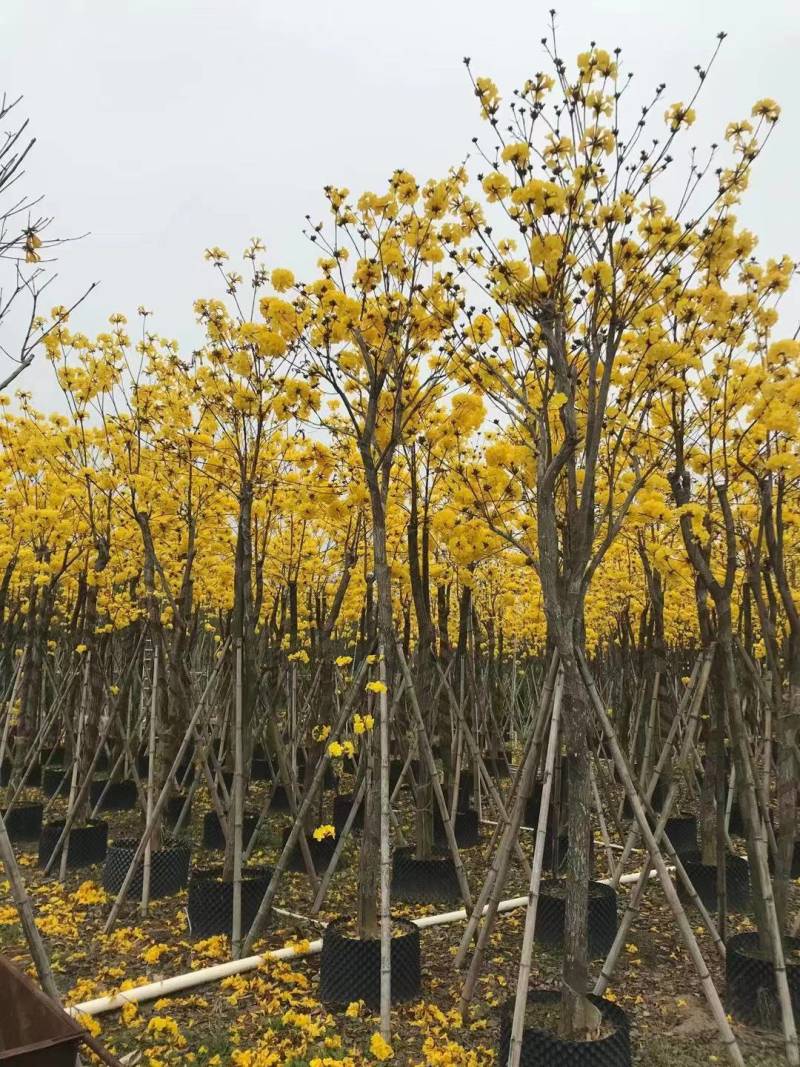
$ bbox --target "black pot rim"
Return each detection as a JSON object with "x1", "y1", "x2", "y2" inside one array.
[
  {"x1": 324, "y1": 914, "x2": 418, "y2": 943},
  {"x1": 727, "y1": 931, "x2": 800, "y2": 961},
  {"x1": 681, "y1": 851, "x2": 748, "y2": 869},
  {"x1": 500, "y1": 988, "x2": 629, "y2": 1042},
  {"x1": 190, "y1": 864, "x2": 271, "y2": 884},
  {"x1": 538, "y1": 878, "x2": 617, "y2": 900},
  {"x1": 42, "y1": 817, "x2": 107, "y2": 832},
  {"x1": 109, "y1": 838, "x2": 190, "y2": 857}
]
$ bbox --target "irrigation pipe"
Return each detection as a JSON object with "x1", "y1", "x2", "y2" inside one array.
[{"x1": 68, "y1": 867, "x2": 667, "y2": 1018}]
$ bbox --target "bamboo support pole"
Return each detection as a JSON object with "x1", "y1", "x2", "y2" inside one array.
[
  {"x1": 577, "y1": 649, "x2": 744, "y2": 1067},
  {"x1": 103, "y1": 640, "x2": 231, "y2": 933},
  {"x1": 378, "y1": 647, "x2": 391, "y2": 1042},
  {"x1": 507, "y1": 668, "x2": 563, "y2": 1067}
]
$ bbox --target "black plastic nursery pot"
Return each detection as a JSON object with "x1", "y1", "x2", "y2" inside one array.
[
  {"x1": 269, "y1": 783, "x2": 291, "y2": 812},
  {"x1": 319, "y1": 916, "x2": 421, "y2": 1009},
  {"x1": 391, "y1": 846, "x2": 462, "y2": 904},
  {"x1": 0, "y1": 802, "x2": 43, "y2": 843},
  {"x1": 187, "y1": 865, "x2": 273, "y2": 938},
  {"x1": 281, "y1": 826, "x2": 340, "y2": 873},
  {"x1": 498, "y1": 989, "x2": 631, "y2": 1067},
  {"x1": 88, "y1": 777, "x2": 138, "y2": 812},
  {"x1": 663, "y1": 814, "x2": 698, "y2": 856},
  {"x1": 0, "y1": 759, "x2": 40, "y2": 787},
  {"x1": 433, "y1": 807, "x2": 481, "y2": 849},
  {"x1": 40, "y1": 765, "x2": 70, "y2": 798},
  {"x1": 678, "y1": 852, "x2": 750, "y2": 912},
  {"x1": 535, "y1": 879, "x2": 619, "y2": 958},
  {"x1": 164, "y1": 792, "x2": 192, "y2": 827},
  {"x1": 102, "y1": 838, "x2": 191, "y2": 899},
  {"x1": 37, "y1": 819, "x2": 108, "y2": 870},
  {"x1": 250, "y1": 758, "x2": 271, "y2": 781},
  {"x1": 333, "y1": 793, "x2": 364, "y2": 836},
  {"x1": 202, "y1": 809, "x2": 259, "y2": 851},
  {"x1": 726, "y1": 932, "x2": 800, "y2": 1030}
]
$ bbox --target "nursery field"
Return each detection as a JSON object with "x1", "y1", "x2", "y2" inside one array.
[
  {"x1": 0, "y1": 759, "x2": 794, "y2": 1067},
  {"x1": 1, "y1": 12, "x2": 800, "y2": 1067}
]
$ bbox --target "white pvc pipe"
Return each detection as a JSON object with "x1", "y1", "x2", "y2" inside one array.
[{"x1": 69, "y1": 868, "x2": 668, "y2": 1017}]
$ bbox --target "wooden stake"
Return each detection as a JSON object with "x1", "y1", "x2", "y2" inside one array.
[{"x1": 507, "y1": 668, "x2": 563, "y2": 1067}]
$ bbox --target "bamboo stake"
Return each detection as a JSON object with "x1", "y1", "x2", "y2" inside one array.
[
  {"x1": 456, "y1": 652, "x2": 559, "y2": 1012},
  {"x1": 60, "y1": 652, "x2": 90, "y2": 883},
  {"x1": 310, "y1": 775, "x2": 367, "y2": 914},
  {"x1": 396, "y1": 643, "x2": 471, "y2": 908},
  {"x1": 231, "y1": 639, "x2": 245, "y2": 958},
  {"x1": 240, "y1": 647, "x2": 377, "y2": 953},
  {"x1": 612, "y1": 648, "x2": 710, "y2": 885},
  {"x1": 141, "y1": 643, "x2": 159, "y2": 916},
  {"x1": 507, "y1": 668, "x2": 563, "y2": 1067},
  {"x1": 103, "y1": 640, "x2": 231, "y2": 933},
  {"x1": 577, "y1": 649, "x2": 744, "y2": 1067},
  {"x1": 589, "y1": 763, "x2": 615, "y2": 878},
  {"x1": 595, "y1": 651, "x2": 725, "y2": 996},
  {"x1": 0, "y1": 808, "x2": 60, "y2": 999},
  {"x1": 378, "y1": 646, "x2": 392, "y2": 1042},
  {"x1": 0, "y1": 649, "x2": 26, "y2": 771}
]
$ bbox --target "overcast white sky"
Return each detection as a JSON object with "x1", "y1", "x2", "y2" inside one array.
[{"x1": 2, "y1": 0, "x2": 799, "y2": 410}]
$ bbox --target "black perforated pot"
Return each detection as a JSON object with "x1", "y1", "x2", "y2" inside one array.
[
  {"x1": 1, "y1": 802, "x2": 43, "y2": 843},
  {"x1": 251, "y1": 758, "x2": 271, "y2": 781},
  {"x1": 498, "y1": 989, "x2": 631, "y2": 1067},
  {"x1": 281, "y1": 827, "x2": 339, "y2": 873},
  {"x1": 678, "y1": 852, "x2": 750, "y2": 912},
  {"x1": 270, "y1": 784, "x2": 291, "y2": 811},
  {"x1": 89, "y1": 778, "x2": 138, "y2": 812},
  {"x1": 202, "y1": 809, "x2": 259, "y2": 850},
  {"x1": 726, "y1": 932, "x2": 800, "y2": 1029},
  {"x1": 333, "y1": 793, "x2": 363, "y2": 836},
  {"x1": 38, "y1": 819, "x2": 108, "y2": 869},
  {"x1": 664, "y1": 815, "x2": 698, "y2": 856},
  {"x1": 433, "y1": 807, "x2": 480, "y2": 849},
  {"x1": 40, "y1": 765, "x2": 70, "y2": 798},
  {"x1": 102, "y1": 838, "x2": 191, "y2": 899},
  {"x1": 319, "y1": 916, "x2": 421, "y2": 1009},
  {"x1": 165, "y1": 792, "x2": 192, "y2": 827},
  {"x1": 535, "y1": 880, "x2": 618, "y2": 957},
  {"x1": 187, "y1": 864, "x2": 273, "y2": 938},
  {"x1": 391, "y1": 846, "x2": 462, "y2": 904}
]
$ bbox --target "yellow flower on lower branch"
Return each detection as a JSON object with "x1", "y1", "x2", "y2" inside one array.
[{"x1": 370, "y1": 1032, "x2": 394, "y2": 1061}]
